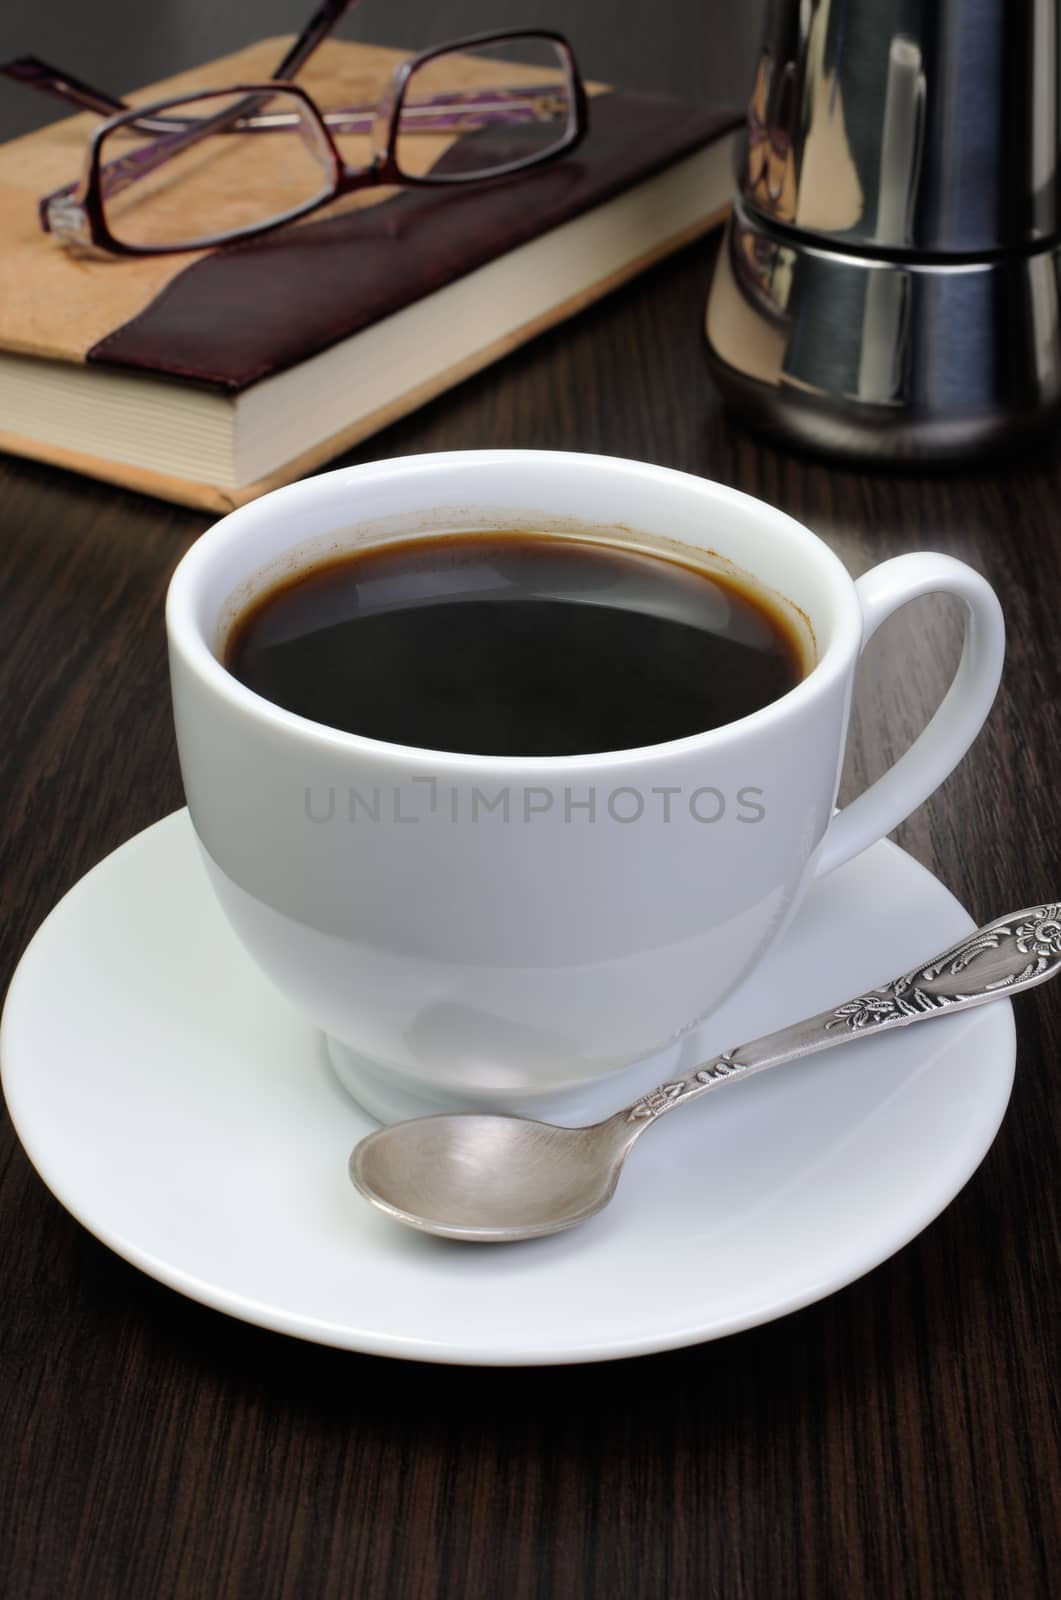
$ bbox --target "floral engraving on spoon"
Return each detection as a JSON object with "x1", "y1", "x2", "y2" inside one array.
[
  {"x1": 625, "y1": 904, "x2": 1061, "y2": 1124},
  {"x1": 826, "y1": 903, "x2": 1061, "y2": 1032},
  {"x1": 1014, "y1": 904, "x2": 1061, "y2": 957},
  {"x1": 627, "y1": 1053, "x2": 747, "y2": 1121}
]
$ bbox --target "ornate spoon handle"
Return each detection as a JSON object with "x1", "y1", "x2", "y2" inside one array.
[{"x1": 626, "y1": 903, "x2": 1061, "y2": 1126}]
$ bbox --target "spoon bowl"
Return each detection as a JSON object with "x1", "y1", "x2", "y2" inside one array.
[{"x1": 350, "y1": 1113, "x2": 633, "y2": 1241}]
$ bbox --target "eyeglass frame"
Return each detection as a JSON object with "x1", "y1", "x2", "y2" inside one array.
[{"x1": 3, "y1": 10, "x2": 587, "y2": 257}]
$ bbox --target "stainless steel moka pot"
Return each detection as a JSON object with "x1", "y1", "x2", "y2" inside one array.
[{"x1": 705, "y1": 0, "x2": 1061, "y2": 459}]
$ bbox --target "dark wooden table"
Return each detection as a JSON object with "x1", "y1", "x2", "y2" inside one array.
[{"x1": 1, "y1": 4, "x2": 1058, "y2": 1597}]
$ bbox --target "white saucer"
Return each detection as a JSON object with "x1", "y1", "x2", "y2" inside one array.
[{"x1": 1, "y1": 811, "x2": 1014, "y2": 1366}]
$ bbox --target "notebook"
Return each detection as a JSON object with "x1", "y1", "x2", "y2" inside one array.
[{"x1": 0, "y1": 36, "x2": 739, "y2": 510}]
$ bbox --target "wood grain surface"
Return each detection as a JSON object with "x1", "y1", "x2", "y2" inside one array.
[{"x1": 0, "y1": 4, "x2": 1058, "y2": 1598}]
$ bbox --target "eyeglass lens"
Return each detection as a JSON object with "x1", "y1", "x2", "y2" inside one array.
[
  {"x1": 98, "y1": 88, "x2": 335, "y2": 249},
  {"x1": 394, "y1": 38, "x2": 576, "y2": 182}
]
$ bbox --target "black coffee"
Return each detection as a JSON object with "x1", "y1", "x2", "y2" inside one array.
[{"x1": 224, "y1": 533, "x2": 804, "y2": 756}]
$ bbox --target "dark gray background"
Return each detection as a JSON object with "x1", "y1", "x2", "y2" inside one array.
[{"x1": 0, "y1": 0, "x2": 766, "y2": 140}]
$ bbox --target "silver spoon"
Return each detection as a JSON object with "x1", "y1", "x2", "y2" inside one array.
[{"x1": 349, "y1": 902, "x2": 1061, "y2": 1242}]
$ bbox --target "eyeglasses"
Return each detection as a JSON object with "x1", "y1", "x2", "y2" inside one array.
[{"x1": 1, "y1": 0, "x2": 587, "y2": 257}]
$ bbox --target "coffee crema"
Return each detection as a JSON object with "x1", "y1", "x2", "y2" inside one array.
[{"x1": 223, "y1": 532, "x2": 806, "y2": 756}]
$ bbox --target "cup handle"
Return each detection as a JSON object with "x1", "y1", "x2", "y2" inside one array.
[{"x1": 814, "y1": 552, "x2": 1005, "y2": 879}]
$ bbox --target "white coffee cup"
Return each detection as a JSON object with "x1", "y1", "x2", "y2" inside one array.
[{"x1": 166, "y1": 450, "x2": 1003, "y2": 1122}]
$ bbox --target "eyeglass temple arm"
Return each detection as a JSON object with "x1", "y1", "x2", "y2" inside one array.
[
  {"x1": 271, "y1": 0, "x2": 361, "y2": 81},
  {"x1": 3, "y1": 1, "x2": 358, "y2": 133},
  {"x1": 0, "y1": 54, "x2": 257, "y2": 137},
  {"x1": 0, "y1": 56, "x2": 128, "y2": 118}
]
